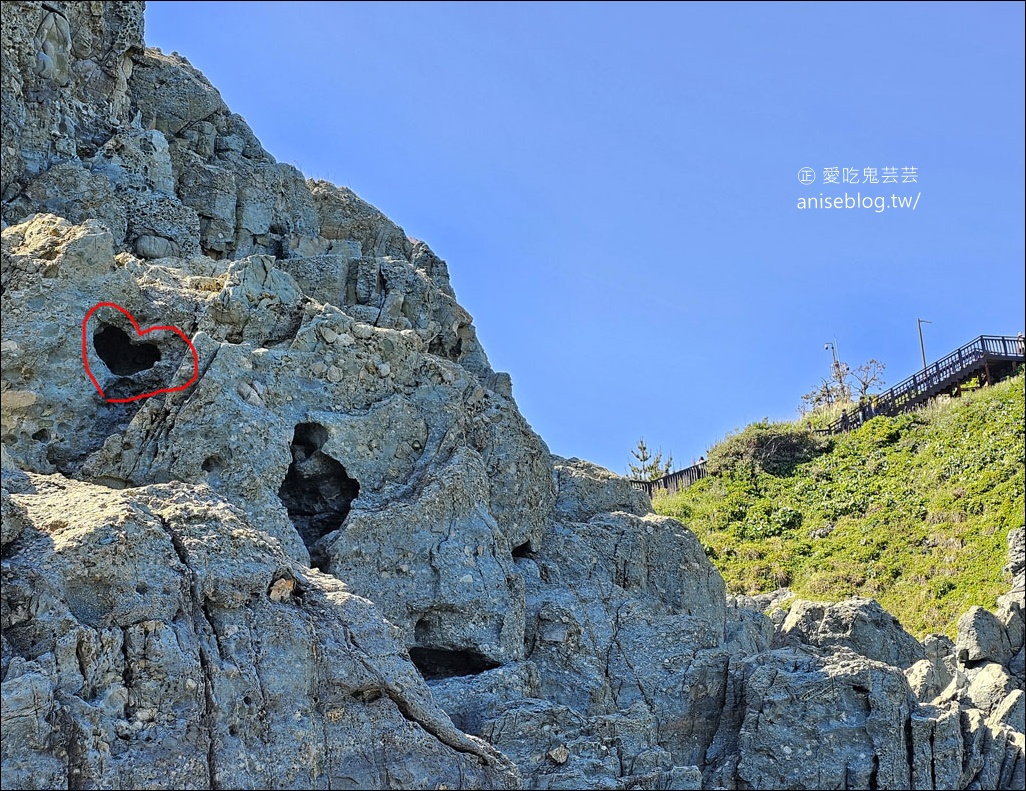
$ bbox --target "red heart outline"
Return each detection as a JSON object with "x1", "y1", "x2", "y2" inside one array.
[{"x1": 81, "y1": 302, "x2": 199, "y2": 404}]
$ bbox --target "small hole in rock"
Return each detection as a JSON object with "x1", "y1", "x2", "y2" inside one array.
[
  {"x1": 94, "y1": 325, "x2": 161, "y2": 375},
  {"x1": 32, "y1": 428, "x2": 51, "y2": 442},
  {"x1": 135, "y1": 583, "x2": 149, "y2": 594},
  {"x1": 243, "y1": 695, "x2": 252, "y2": 706},
  {"x1": 352, "y1": 687, "x2": 382, "y2": 703},
  {"x1": 278, "y1": 422, "x2": 360, "y2": 571},
  {"x1": 512, "y1": 540, "x2": 533, "y2": 559},
  {"x1": 408, "y1": 647, "x2": 501, "y2": 680}
]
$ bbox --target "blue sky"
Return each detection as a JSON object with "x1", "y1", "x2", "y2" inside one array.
[{"x1": 145, "y1": 1, "x2": 1025, "y2": 474}]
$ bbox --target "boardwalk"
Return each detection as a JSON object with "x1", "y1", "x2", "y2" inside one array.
[
  {"x1": 820, "y1": 334, "x2": 1024, "y2": 435},
  {"x1": 632, "y1": 333, "x2": 1024, "y2": 498}
]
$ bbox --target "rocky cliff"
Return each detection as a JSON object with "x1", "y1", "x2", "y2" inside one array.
[{"x1": 1, "y1": 3, "x2": 1023, "y2": 789}]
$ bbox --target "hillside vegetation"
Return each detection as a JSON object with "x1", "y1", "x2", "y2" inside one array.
[{"x1": 654, "y1": 372, "x2": 1025, "y2": 638}]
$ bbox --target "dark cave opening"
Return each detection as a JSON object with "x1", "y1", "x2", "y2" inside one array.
[
  {"x1": 93, "y1": 325, "x2": 161, "y2": 375},
  {"x1": 408, "y1": 647, "x2": 501, "y2": 680},
  {"x1": 277, "y1": 422, "x2": 359, "y2": 570},
  {"x1": 512, "y1": 540, "x2": 534, "y2": 559}
]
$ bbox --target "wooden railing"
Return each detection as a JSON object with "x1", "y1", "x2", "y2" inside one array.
[
  {"x1": 819, "y1": 334, "x2": 1024, "y2": 435},
  {"x1": 630, "y1": 459, "x2": 707, "y2": 497},
  {"x1": 631, "y1": 333, "x2": 1024, "y2": 494}
]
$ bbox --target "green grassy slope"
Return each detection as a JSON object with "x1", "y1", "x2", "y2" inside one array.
[{"x1": 654, "y1": 372, "x2": 1025, "y2": 638}]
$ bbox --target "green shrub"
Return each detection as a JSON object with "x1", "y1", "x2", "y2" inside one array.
[
  {"x1": 654, "y1": 373, "x2": 1025, "y2": 638},
  {"x1": 706, "y1": 421, "x2": 831, "y2": 477}
]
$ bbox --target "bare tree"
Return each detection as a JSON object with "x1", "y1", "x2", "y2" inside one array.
[
  {"x1": 799, "y1": 378, "x2": 840, "y2": 415},
  {"x1": 851, "y1": 358, "x2": 886, "y2": 400},
  {"x1": 798, "y1": 357, "x2": 886, "y2": 415},
  {"x1": 829, "y1": 361, "x2": 851, "y2": 403}
]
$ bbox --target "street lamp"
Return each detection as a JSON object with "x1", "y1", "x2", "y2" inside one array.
[
  {"x1": 917, "y1": 319, "x2": 932, "y2": 370},
  {"x1": 824, "y1": 340, "x2": 843, "y2": 380},
  {"x1": 824, "y1": 339, "x2": 848, "y2": 402}
]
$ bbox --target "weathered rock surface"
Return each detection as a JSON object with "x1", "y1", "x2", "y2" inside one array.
[
  {"x1": 905, "y1": 634, "x2": 958, "y2": 703},
  {"x1": 1, "y1": 466, "x2": 518, "y2": 790},
  {"x1": 2, "y1": 2, "x2": 1023, "y2": 789},
  {"x1": 957, "y1": 605, "x2": 1015, "y2": 666},
  {"x1": 777, "y1": 596, "x2": 927, "y2": 669}
]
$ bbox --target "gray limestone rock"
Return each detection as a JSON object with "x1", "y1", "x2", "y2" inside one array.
[
  {"x1": 728, "y1": 586, "x2": 794, "y2": 614},
  {"x1": 88, "y1": 128, "x2": 176, "y2": 196},
  {"x1": 957, "y1": 605, "x2": 1015, "y2": 666},
  {"x1": 907, "y1": 657, "x2": 956, "y2": 703},
  {"x1": 907, "y1": 635, "x2": 958, "y2": 702},
  {"x1": 310, "y1": 179, "x2": 413, "y2": 260},
  {"x1": 1006, "y1": 526, "x2": 1025, "y2": 591},
  {"x1": 989, "y1": 689, "x2": 1025, "y2": 732},
  {"x1": 705, "y1": 647, "x2": 920, "y2": 790},
  {"x1": 963, "y1": 663, "x2": 1021, "y2": 716},
  {"x1": 134, "y1": 232, "x2": 179, "y2": 259},
  {"x1": 552, "y1": 456, "x2": 651, "y2": 521},
  {"x1": 129, "y1": 48, "x2": 225, "y2": 138},
  {"x1": 13, "y1": 161, "x2": 128, "y2": 244},
  {"x1": 2, "y1": 2, "x2": 1023, "y2": 789},
  {"x1": 0, "y1": 1, "x2": 142, "y2": 198},
  {"x1": 925, "y1": 631, "x2": 956, "y2": 661},
  {"x1": 777, "y1": 596, "x2": 927, "y2": 669},
  {"x1": 1010, "y1": 647, "x2": 1026, "y2": 682},
  {"x1": 0, "y1": 473, "x2": 519, "y2": 790}
]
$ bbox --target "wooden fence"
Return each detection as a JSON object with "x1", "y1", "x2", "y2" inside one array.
[
  {"x1": 818, "y1": 334, "x2": 1024, "y2": 435},
  {"x1": 631, "y1": 333, "x2": 1024, "y2": 496},
  {"x1": 630, "y1": 459, "x2": 707, "y2": 498}
]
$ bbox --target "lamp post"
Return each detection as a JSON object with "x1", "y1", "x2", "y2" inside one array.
[
  {"x1": 825, "y1": 342, "x2": 837, "y2": 363},
  {"x1": 824, "y1": 340, "x2": 846, "y2": 401},
  {"x1": 917, "y1": 319, "x2": 932, "y2": 370},
  {"x1": 824, "y1": 340, "x2": 842, "y2": 379}
]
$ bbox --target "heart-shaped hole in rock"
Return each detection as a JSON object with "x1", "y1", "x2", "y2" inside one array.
[
  {"x1": 81, "y1": 301, "x2": 199, "y2": 404},
  {"x1": 93, "y1": 324, "x2": 162, "y2": 375}
]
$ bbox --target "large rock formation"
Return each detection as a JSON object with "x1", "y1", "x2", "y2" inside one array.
[{"x1": 1, "y1": 2, "x2": 1023, "y2": 789}]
